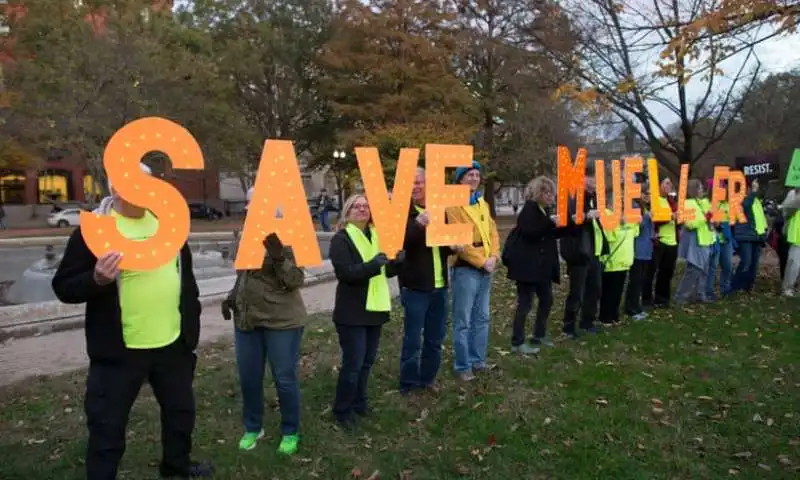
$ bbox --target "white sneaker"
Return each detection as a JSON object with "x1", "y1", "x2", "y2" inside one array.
[
  {"x1": 783, "y1": 289, "x2": 795, "y2": 297},
  {"x1": 632, "y1": 312, "x2": 648, "y2": 322},
  {"x1": 511, "y1": 344, "x2": 541, "y2": 355}
]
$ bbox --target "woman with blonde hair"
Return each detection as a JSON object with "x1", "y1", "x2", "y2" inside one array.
[
  {"x1": 328, "y1": 193, "x2": 404, "y2": 429},
  {"x1": 502, "y1": 176, "x2": 562, "y2": 353}
]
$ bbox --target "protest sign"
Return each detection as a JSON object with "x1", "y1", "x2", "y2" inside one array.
[
  {"x1": 735, "y1": 154, "x2": 780, "y2": 181},
  {"x1": 785, "y1": 148, "x2": 800, "y2": 188}
]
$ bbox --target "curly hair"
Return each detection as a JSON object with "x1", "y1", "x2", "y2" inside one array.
[{"x1": 524, "y1": 176, "x2": 556, "y2": 203}]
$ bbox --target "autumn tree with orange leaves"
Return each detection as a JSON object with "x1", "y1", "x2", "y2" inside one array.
[{"x1": 547, "y1": 0, "x2": 764, "y2": 175}]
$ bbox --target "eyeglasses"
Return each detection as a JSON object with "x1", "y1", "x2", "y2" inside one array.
[{"x1": 351, "y1": 204, "x2": 369, "y2": 211}]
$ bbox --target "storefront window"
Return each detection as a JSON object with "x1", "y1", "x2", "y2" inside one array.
[
  {"x1": 83, "y1": 174, "x2": 102, "y2": 202},
  {"x1": 38, "y1": 170, "x2": 73, "y2": 203},
  {"x1": 0, "y1": 170, "x2": 25, "y2": 204}
]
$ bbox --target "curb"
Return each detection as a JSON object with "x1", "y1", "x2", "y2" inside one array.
[{"x1": 0, "y1": 272, "x2": 336, "y2": 342}]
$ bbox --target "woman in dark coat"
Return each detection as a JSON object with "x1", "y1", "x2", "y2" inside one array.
[
  {"x1": 328, "y1": 193, "x2": 403, "y2": 429},
  {"x1": 503, "y1": 176, "x2": 562, "y2": 353}
]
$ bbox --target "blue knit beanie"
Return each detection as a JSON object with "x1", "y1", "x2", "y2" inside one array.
[{"x1": 454, "y1": 160, "x2": 481, "y2": 183}]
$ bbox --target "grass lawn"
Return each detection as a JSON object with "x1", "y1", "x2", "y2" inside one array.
[{"x1": 0, "y1": 265, "x2": 798, "y2": 479}]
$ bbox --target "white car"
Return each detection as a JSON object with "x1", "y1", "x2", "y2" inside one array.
[{"x1": 47, "y1": 208, "x2": 83, "y2": 228}]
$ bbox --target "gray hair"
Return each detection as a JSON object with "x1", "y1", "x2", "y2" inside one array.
[{"x1": 524, "y1": 176, "x2": 555, "y2": 203}]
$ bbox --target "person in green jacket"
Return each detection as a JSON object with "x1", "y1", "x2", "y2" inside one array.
[
  {"x1": 599, "y1": 206, "x2": 639, "y2": 325},
  {"x1": 221, "y1": 222, "x2": 308, "y2": 455}
]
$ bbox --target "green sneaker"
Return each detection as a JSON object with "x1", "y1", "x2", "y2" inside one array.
[
  {"x1": 238, "y1": 429, "x2": 265, "y2": 451},
  {"x1": 277, "y1": 434, "x2": 299, "y2": 455}
]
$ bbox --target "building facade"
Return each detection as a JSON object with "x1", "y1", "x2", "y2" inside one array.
[{"x1": 0, "y1": 0, "x2": 222, "y2": 216}]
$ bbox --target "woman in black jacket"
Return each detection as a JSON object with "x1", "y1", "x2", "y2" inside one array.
[
  {"x1": 328, "y1": 193, "x2": 403, "y2": 429},
  {"x1": 503, "y1": 176, "x2": 562, "y2": 353}
]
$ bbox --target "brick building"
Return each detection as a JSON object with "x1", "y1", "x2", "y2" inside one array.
[{"x1": 0, "y1": 0, "x2": 220, "y2": 218}]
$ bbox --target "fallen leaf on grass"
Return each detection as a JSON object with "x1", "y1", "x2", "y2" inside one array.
[
  {"x1": 543, "y1": 417, "x2": 552, "y2": 425},
  {"x1": 732, "y1": 451, "x2": 752, "y2": 459},
  {"x1": 753, "y1": 413, "x2": 763, "y2": 423},
  {"x1": 454, "y1": 465, "x2": 470, "y2": 476},
  {"x1": 767, "y1": 418, "x2": 774, "y2": 426},
  {"x1": 697, "y1": 395, "x2": 713, "y2": 401},
  {"x1": 415, "y1": 409, "x2": 429, "y2": 423},
  {"x1": 351, "y1": 467, "x2": 362, "y2": 478},
  {"x1": 487, "y1": 434, "x2": 497, "y2": 447},
  {"x1": 728, "y1": 468, "x2": 739, "y2": 475},
  {"x1": 595, "y1": 398, "x2": 608, "y2": 407},
  {"x1": 777, "y1": 455, "x2": 791, "y2": 466},
  {"x1": 366, "y1": 470, "x2": 380, "y2": 480},
  {"x1": 399, "y1": 470, "x2": 413, "y2": 480},
  {"x1": 758, "y1": 464, "x2": 771, "y2": 471},
  {"x1": 651, "y1": 407, "x2": 665, "y2": 418}
]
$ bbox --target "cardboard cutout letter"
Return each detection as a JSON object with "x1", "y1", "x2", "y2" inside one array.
[
  {"x1": 710, "y1": 166, "x2": 729, "y2": 223},
  {"x1": 676, "y1": 164, "x2": 693, "y2": 223},
  {"x1": 556, "y1": 146, "x2": 587, "y2": 227},
  {"x1": 727, "y1": 170, "x2": 747, "y2": 224},
  {"x1": 234, "y1": 140, "x2": 321, "y2": 269},
  {"x1": 355, "y1": 147, "x2": 418, "y2": 259},
  {"x1": 425, "y1": 144, "x2": 472, "y2": 247},
  {"x1": 80, "y1": 117, "x2": 202, "y2": 271},
  {"x1": 596, "y1": 159, "x2": 622, "y2": 231},
  {"x1": 648, "y1": 158, "x2": 671, "y2": 223},
  {"x1": 623, "y1": 156, "x2": 643, "y2": 224}
]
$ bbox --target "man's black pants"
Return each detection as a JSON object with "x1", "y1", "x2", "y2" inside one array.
[
  {"x1": 643, "y1": 242, "x2": 677, "y2": 307},
  {"x1": 563, "y1": 257, "x2": 601, "y2": 334},
  {"x1": 84, "y1": 341, "x2": 196, "y2": 480},
  {"x1": 600, "y1": 270, "x2": 627, "y2": 324}
]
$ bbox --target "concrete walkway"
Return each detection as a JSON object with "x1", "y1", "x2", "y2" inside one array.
[{"x1": 0, "y1": 279, "x2": 398, "y2": 387}]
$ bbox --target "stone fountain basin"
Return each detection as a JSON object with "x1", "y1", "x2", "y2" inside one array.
[{"x1": 2, "y1": 232, "x2": 335, "y2": 305}]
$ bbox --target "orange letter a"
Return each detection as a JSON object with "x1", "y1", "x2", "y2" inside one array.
[{"x1": 234, "y1": 140, "x2": 322, "y2": 269}]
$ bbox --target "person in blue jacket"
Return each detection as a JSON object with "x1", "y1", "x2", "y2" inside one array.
[
  {"x1": 705, "y1": 178, "x2": 737, "y2": 299},
  {"x1": 730, "y1": 178, "x2": 769, "y2": 294}
]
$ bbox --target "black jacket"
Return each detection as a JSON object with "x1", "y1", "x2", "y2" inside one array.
[
  {"x1": 51, "y1": 228, "x2": 202, "y2": 363},
  {"x1": 397, "y1": 205, "x2": 453, "y2": 291},
  {"x1": 329, "y1": 227, "x2": 400, "y2": 326},
  {"x1": 558, "y1": 190, "x2": 608, "y2": 266},
  {"x1": 504, "y1": 200, "x2": 562, "y2": 284}
]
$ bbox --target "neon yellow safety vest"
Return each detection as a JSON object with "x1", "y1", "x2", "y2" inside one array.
[
  {"x1": 787, "y1": 211, "x2": 800, "y2": 246},
  {"x1": 657, "y1": 196, "x2": 677, "y2": 246},
  {"x1": 345, "y1": 223, "x2": 391, "y2": 312},
  {"x1": 684, "y1": 199, "x2": 715, "y2": 247},
  {"x1": 752, "y1": 198, "x2": 768, "y2": 235},
  {"x1": 415, "y1": 206, "x2": 444, "y2": 288},
  {"x1": 600, "y1": 211, "x2": 639, "y2": 272}
]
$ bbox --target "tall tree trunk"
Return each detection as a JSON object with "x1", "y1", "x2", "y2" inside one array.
[{"x1": 482, "y1": 114, "x2": 497, "y2": 218}]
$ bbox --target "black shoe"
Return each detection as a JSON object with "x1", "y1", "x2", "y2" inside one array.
[
  {"x1": 160, "y1": 461, "x2": 214, "y2": 479},
  {"x1": 355, "y1": 407, "x2": 373, "y2": 417},
  {"x1": 562, "y1": 329, "x2": 579, "y2": 339},
  {"x1": 334, "y1": 413, "x2": 357, "y2": 431}
]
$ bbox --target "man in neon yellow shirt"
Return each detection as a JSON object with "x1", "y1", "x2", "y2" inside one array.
[
  {"x1": 52, "y1": 163, "x2": 212, "y2": 479},
  {"x1": 644, "y1": 177, "x2": 679, "y2": 308}
]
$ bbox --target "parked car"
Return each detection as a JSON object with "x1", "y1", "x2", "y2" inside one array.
[
  {"x1": 189, "y1": 203, "x2": 224, "y2": 221},
  {"x1": 48, "y1": 208, "x2": 83, "y2": 228}
]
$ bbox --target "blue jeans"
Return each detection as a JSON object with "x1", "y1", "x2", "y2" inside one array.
[
  {"x1": 731, "y1": 241, "x2": 762, "y2": 293},
  {"x1": 333, "y1": 324, "x2": 382, "y2": 423},
  {"x1": 450, "y1": 266, "x2": 492, "y2": 374},
  {"x1": 706, "y1": 241, "x2": 733, "y2": 298},
  {"x1": 399, "y1": 288, "x2": 448, "y2": 391},
  {"x1": 234, "y1": 327, "x2": 303, "y2": 436},
  {"x1": 319, "y1": 210, "x2": 330, "y2": 232}
]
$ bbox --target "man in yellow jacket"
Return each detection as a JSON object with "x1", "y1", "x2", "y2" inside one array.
[{"x1": 446, "y1": 161, "x2": 500, "y2": 382}]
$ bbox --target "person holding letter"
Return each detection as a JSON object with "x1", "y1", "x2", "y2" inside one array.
[
  {"x1": 624, "y1": 186, "x2": 654, "y2": 321},
  {"x1": 558, "y1": 172, "x2": 606, "y2": 337},
  {"x1": 730, "y1": 178, "x2": 768, "y2": 294},
  {"x1": 446, "y1": 161, "x2": 501, "y2": 381},
  {"x1": 673, "y1": 179, "x2": 715, "y2": 305},
  {"x1": 705, "y1": 178, "x2": 736, "y2": 299},
  {"x1": 598, "y1": 194, "x2": 639, "y2": 326},
  {"x1": 643, "y1": 178, "x2": 678, "y2": 308},
  {"x1": 397, "y1": 168, "x2": 454, "y2": 394},
  {"x1": 51, "y1": 163, "x2": 213, "y2": 479},
  {"x1": 221, "y1": 203, "x2": 307, "y2": 455},
  {"x1": 328, "y1": 194, "x2": 404, "y2": 429}
]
